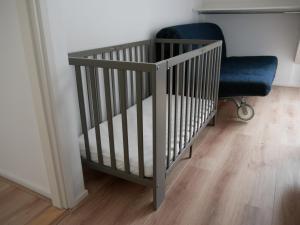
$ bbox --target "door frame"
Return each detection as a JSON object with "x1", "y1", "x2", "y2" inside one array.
[{"x1": 20, "y1": 0, "x2": 88, "y2": 208}]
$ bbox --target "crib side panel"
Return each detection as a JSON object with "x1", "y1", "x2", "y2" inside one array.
[
  {"x1": 161, "y1": 40, "x2": 222, "y2": 173},
  {"x1": 70, "y1": 58, "x2": 157, "y2": 186},
  {"x1": 76, "y1": 41, "x2": 153, "y2": 128},
  {"x1": 155, "y1": 38, "x2": 215, "y2": 62}
]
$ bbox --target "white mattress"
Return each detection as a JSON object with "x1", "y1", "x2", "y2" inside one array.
[{"x1": 79, "y1": 95, "x2": 213, "y2": 177}]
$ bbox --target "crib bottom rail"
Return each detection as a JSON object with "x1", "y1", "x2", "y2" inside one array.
[{"x1": 81, "y1": 159, "x2": 153, "y2": 186}]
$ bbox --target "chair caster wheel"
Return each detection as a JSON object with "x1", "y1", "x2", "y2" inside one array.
[{"x1": 237, "y1": 103, "x2": 254, "y2": 121}]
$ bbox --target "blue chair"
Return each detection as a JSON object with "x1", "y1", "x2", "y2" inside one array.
[{"x1": 156, "y1": 23, "x2": 278, "y2": 121}]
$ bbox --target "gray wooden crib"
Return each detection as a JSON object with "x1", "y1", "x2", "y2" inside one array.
[{"x1": 68, "y1": 39, "x2": 222, "y2": 209}]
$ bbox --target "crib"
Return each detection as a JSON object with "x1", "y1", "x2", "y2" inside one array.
[{"x1": 68, "y1": 38, "x2": 222, "y2": 209}]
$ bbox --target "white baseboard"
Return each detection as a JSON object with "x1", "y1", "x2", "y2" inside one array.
[
  {"x1": 69, "y1": 189, "x2": 89, "y2": 208},
  {"x1": 273, "y1": 81, "x2": 300, "y2": 88},
  {"x1": 0, "y1": 168, "x2": 51, "y2": 198}
]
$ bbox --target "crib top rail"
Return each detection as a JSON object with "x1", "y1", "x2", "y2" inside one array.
[
  {"x1": 68, "y1": 57, "x2": 157, "y2": 72},
  {"x1": 155, "y1": 38, "x2": 216, "y2": 45},
  {"x1": 166, "y1": 40, "x2": 222, "y2": 67},
  {"x1": 68, "y1": 38, "x2": 219, "y2": 59},
  {"x1": 68, "y1": 40, "x2": 151, "y2": 58}
]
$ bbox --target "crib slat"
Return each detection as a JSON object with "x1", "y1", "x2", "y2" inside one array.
[
  {"x1": 205, "y1": 51, "x2": 210, "y2": 118},
  {"x1": 179, "y1": 44, "x2": 183, "y2": 55},
  {"x1": 118, "y1": 70, "x2": 130, "y2": 173},
  {"x1": 129, "y1": 48, "x2": 134, "y2": 105},
  {"x1": 161, "y1": 43, "x2": 165, "y2": 60},
  {"x1": 199, "y1": 54, "x2": 204, "y2": 124},
  {"x1": 93, "y1": 55, "x2": 102, "y2": 122},
  {"x1": 208, "y1": 50, "x2": 213, "y2": 115},
  {"x1": 123, "y1": 49, "x2": 131, "y2": 108},
  {"x1": 173, "y1": 65, "x2": 179, "y2": 160},
  {"x1": 85, "y1": 65, "x2": 94, "y2": 127},
  {"x1": 167, "y1": 68, "x2": 172, "y2": 168},
  {"x1": 210, "y1": 49, "x2": 214, "y2": 111},
  {"x1": 75, "y1": 66, "x2": 91, "y2": 161},
  {"x1": 205, "y1": 51, "x2": 209, "y2": 117},
  {"x1": 145, "y1": 44, "x2": 149, "y2": 63},
  {"x1": 196, "y1": 55, "x2": 202, "y2": 132},
  {"x1": 140, "y1": 45, "x2": 144, "y2": 62},
  {"x1": 118, "y1": 50, "x2": 130, "y2": 110},
  {"x1": 193, "y1": 56, "x2": 200, "y2": 135},
  {"x1": 179, "y1": 62, "x2": 185, "y2": 150},
  {"x1": 129, "y1": 47, "x2": 133, "y2": 61},
  {"x1": 170, "y1": 43, "x2": 174, "y2": 57},
  {"x1": 202, "y1": 53, "x2": 207, "y2": 123},
  {"x1": 217, "y1": 48, "x2": 221, "y2": 106},
  {"x1": 142, "y1": 45, "x2": 146, "y2": 96},
  {"x1": 145, "y1": 44, "x2": 151, "y2": 96},
  {"x1": 201, "y1": 53, "x2": 207, "y2": 127},
  {"x1": 212, "y1": 49, "x2": 217, "y2": 110},
  {"x1": 189, "y1": 58, "x2": 195, "y2": 140},
  {"x1": 116, "y1": 50, "x2": 120, "y2": 61},
  {"x1": 103, "y1": 68, "x2": 116, "y2": 169},
  {"x1": 141, "y1": 45, "x2": 147, "y2": 98},
  {"x1": 89, "y1": 66, "x2": 104, "y2": 165},
  {"x1": 136, "y1": 71, "x2": 145, "y2": 178},
  {"x1": 210, "y1": 50, "x2": 215, "y2": 113},
  {"x1": 194, "y1": 56, "x2": 200, "y2": 131},
  {"x1": 184, "y1": 59, "x2": 191, "y2": 145},
  {"x1": 148, "y1": 43, "x2": 152, "y2": 95},
  {"x1": 197, "y1": 55, "x2": 204, "y2": 130},
  {"x1": 148, "y1": 40, "x2": 153, "y2": 63},
  {"x1": 123, "y1": 48, "x2": 127, "y2": 61},
  {"x1": 109, "y1": 52, "x2": 117, "y2": 115},
  {"x1": 135, "y1": 46, "x2": 139, "y2": 62},
  {"x1": 197, "y1": 54, "x2": 202, "y2": 130},
  {"x1": 215, "y1": 46, "x2": 222, "y2": 109},
  {"x1": 210, "y1": 50, "x2": 215, "y2": 114},
  {"x1": 205, "y1": 52, "x2": 210, "y2": 120}
]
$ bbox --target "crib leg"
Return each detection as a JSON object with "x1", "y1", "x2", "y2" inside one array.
[
  {"x1": 189, "y1": 145, "x2": 193, "y2": 158},
  {"x1": 208, "y1": 115, "x2": 216, "y2": 126},
  {"x1": 153, "y1": 178, "x2": 165, "y2": 210}
]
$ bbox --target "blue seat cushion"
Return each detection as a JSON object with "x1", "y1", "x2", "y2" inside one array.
[
  {"x1": 156, "y1": 23, "x2": 227, "y2": 59},
  {"x1": 219, "y1": 56, "x2": 278, "y2": 97}
]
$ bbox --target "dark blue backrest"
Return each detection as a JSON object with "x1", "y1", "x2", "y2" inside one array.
[{"x1": 156, "y1": 23, "x2": 227, "y2": 59}]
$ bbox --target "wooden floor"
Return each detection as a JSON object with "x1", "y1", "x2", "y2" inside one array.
[
  {"x1": 57, "y1": 86, "x2": 300, "y2": 225},
  {"x1": 2, "y1": 86, "x2": 300, "y2": 225},
  {"x1": 0, "y1": 177, "x2": 65, "y2": 225}
]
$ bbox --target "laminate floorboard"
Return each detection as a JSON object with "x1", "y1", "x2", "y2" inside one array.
[
  {"x1": 11, "y1": 86, "x2": 297, "y2": 225},
  {"x1": 0, "y1": 177, "x2": 65, "y2": 225}
]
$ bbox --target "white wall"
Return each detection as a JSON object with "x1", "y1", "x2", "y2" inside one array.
[
  {"x1": 204, "y1": 13, "x2": 300, "y2": 87},
  {"x1": 200, "y1": 0, "x2": 300, "y2": 87},
  {"x1": 0, "y1": 0, "x2": 50, "y2": 196},
  {"x1": 63, "y1": 0, "x2": 200, "y2": 52},
  {"x1": 63, "y1": 0, "x2": 202, "y2": 128}
]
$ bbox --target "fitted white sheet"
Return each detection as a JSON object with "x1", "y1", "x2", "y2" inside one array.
[{"x1": 79, "y1": 95, "x2": 213, "y2": 177}]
